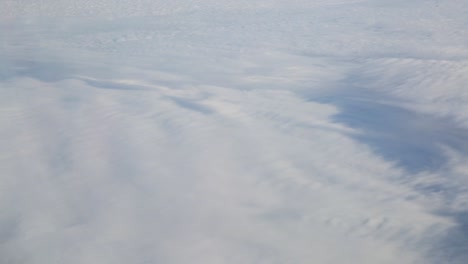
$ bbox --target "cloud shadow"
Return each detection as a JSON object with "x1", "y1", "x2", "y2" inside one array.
[
  {"x1": 310, "y1": 89, "x2": 468, "y2": 173},
  {"x1": 430, "y1": 211, "x2": 468, "y2": 264},
  {"x1": 168, "y1": 97, "x2": 213, "y2": 115},
  {"x1": 0, "y1": 59, "x2": 74, "y2": 82}
]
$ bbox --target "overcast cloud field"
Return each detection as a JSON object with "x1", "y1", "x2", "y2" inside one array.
[{"x1": 1, "y1": 0, "x2": 468, "y2": 263}]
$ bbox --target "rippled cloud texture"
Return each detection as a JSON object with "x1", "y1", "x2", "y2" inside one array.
[{"x1": 1, "y1": 1, "x2": 468, "y2": 263}]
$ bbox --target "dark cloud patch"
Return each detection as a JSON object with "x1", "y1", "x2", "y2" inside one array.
[
  {"x1": 0, "y1": 59, "x2": 74, "y2": 82},
  {"x1": 310, "y1": 89, "x2": 468, "y2": 173},
  {"x1": 429, "y1": 211, "x2": 468, "y2": 264},
  {"x1": 168, "y1": 97, "x2": 213, "y2": 115}
]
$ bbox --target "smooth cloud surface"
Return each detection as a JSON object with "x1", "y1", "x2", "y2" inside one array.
[{"x1": 1, "y1": 1, "x2": 468, "y2": 264}]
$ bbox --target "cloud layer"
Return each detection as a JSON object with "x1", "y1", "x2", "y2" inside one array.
[{"x1": 1, "y1": 1, "x2": 467, "y2": 263}]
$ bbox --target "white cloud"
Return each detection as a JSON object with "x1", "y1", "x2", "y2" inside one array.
[{"x1": 1, "y1": 1, "x2": 467, "y2": 263}]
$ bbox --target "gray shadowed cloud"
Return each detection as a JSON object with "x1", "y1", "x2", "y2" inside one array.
[
  {"x1": 430, "y1": 211, "x2": 468, "y2": 264},
  {"x1": 168, "y1": 96, "x2": 213, "y2": 115},
  {"x1": 0, "y1": 59, "x2": 74, "y2": 82},
  {"x1": 309, "y1": 88, "x2": 468, "y2": 174},
  {"x1": 308, "y1": 85, "x2": 468, "y2": 264}
]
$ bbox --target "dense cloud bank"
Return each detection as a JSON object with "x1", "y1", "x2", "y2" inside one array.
[{"x1": 1, "y1": 1, "x2": 467, "y2": 263}]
